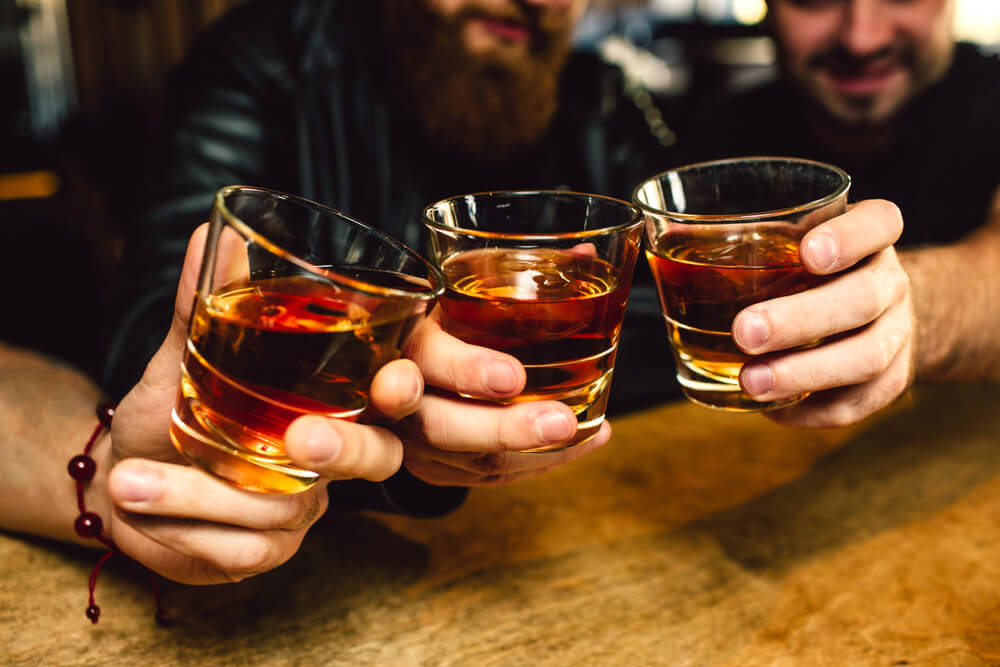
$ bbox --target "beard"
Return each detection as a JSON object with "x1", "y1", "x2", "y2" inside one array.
[
  {"x1": 800, "y1": 42, "x2": 921, "y2": 125},
  {"x1": 381, "y1": 0, "x2": 575, "y2": 164}
]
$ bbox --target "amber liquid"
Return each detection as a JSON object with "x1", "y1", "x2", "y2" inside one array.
[
  {"x1": 646, "y1": 231, "x2": 823, "y2": 411},
  {"x1": 438, "y1": 248, "x2": 631, "y2": 451},
  {"x1": 170, "y1": 272, "x2": 429, "y2": 493}
]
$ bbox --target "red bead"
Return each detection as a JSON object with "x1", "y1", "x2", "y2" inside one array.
[
  {"x1": 68, "y1": 455, "x2": 97, "y2": 481},
  {"x1": 74, "y1": 512, "x2": 103, "y2": 539},
  {"x1": 155, "y1": 611, "x2": 170, "y2": 626},
  {"x1": 86, "y1": 604, "x2": 101, "y2": 623},
  {"x1": 96, "y1": 403, "x2": 116, "y2": 430}
]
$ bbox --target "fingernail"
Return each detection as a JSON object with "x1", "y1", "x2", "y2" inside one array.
[
  {"x1": 484, "y1": 359, "x2": 519, "y2": 395},
  {"x1": 403, "y1": 370, "x2": 423, "y2": 408},
  {"x1": 535, "y1": 409, "x2": 575, "y2": 444},
  {"x1": 735, "y1": 311, "x2": 769, "y2": 351},
  {"x1": 804, "y1": 232, "x2": 839, "y2": 271},
  {"x1": 741, "y1": 364, "x2": 774, "y2": 397},
  {"x1": 117, "y1": 466, "x2": 163, "y2": 502},
  {"x1": 300, "y1": 419, "x2": 343, "y2": 464}
]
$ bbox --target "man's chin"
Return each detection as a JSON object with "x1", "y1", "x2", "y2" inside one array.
[{"x1": 812, "y1": 85, "x2": 909, "y2": 127}]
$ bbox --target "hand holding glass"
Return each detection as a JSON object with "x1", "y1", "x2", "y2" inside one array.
[
  {"x1": 169, "y1": 186, "x2": 442, "y2": 493},
  {"x1": 634, "y1": 157, "x2": 851, "y2": 411},
  {"x1": 424, "y1": 191, "x2": 643, "y2": 451}
]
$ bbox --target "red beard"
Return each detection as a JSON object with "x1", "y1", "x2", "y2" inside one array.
[{"x1": 381, "y1": 0, "x2": 575, "y2": 163}]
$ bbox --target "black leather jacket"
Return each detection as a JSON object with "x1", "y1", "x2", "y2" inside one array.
[{"x1": 104, "y1": 0, "x2": 680, "y2": 516}]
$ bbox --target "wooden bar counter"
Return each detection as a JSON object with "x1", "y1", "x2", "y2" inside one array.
[{"x1": 4, "y1": 380, "x2": 1000, "y2": 665}]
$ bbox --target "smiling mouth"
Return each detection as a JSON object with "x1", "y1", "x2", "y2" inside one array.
[
  {"x1": 470, "y1": 15, "x2": 533, "y2": 43},
  {"x1": 823, "y1": 61, "x2": 903, "y2": 96}
]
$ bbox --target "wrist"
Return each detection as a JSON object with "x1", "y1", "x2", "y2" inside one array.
[
  {"x1": 67, "y1": 404, "x2": 116, "y2": 550},
  {"x1": 71, "y1": 429, "x2": 115, "y2": 547}
]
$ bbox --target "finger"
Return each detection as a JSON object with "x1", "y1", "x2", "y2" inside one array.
[
  {"x1": 567, "y1": 242, "x2": 599, "y2": 259},
  {"x1": 762, "y1": 341, "x2": 914, "y2": 429},
  {"x1": 112, "y1": 224, "x2": 210, "y2": 459},
  {"x1": 404, "y1": 421, "x2": 611, "y2": 485},
  {"x1": 367, "y1": 358, "x2": 424, "y2": 422},
  {"x1": 284, "y1": 415, "x2": 403, "y2": 482},
  {"x1": 799, "y1": 199, "x2": 903, "y2": 275},
  {"x1": 158, "y1": 222, "x2": 211, "y2": 387},
  {"x1": 733, "y1": 248, "x2": 909, "y2": 355},
  {"x1": 739, "y1": 297, "x2": 913, "y2": 402},
  {"x1": 404, "y1": 309, "x2": 526, "y2": 399},
  {"x1": 406, "y1": 392, "x2": 578, "y2": 453},
  {"x1": 108, "y1": 459, "x2": 329, "y2": 531},
  {"x1": 111, "y1": 509, "x2": 305, "y2": 585}
]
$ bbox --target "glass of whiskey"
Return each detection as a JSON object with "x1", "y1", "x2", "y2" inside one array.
[
  {"x1": 169, "y1": 186, "x2": 443, "y2": 493},
  {"x1": 634, "y1": 157, "x2": 851, "y2": 412},
  {"x1": 423, "y1": 190, "x2": 644, "y2": 452}
]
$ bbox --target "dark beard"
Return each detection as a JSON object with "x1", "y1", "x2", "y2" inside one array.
[{"x1": 381, "y1": 0, "x2": 573, "y2": 164}]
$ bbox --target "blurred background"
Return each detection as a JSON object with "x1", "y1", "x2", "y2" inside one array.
[{"x1": 2, "y1": 0, "x2": 999, "y2": 372}]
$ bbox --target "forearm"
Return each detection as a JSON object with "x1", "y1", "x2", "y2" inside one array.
[
  {"x1": 901, "y1": 203, "x2": 1000, "y2": 380},
  {"x1": 0, "y1": 342, "x2": 112, "y2": 546}
]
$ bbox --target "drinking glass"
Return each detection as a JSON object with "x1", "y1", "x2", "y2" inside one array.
[
  {"x1": 634, "y1": 157, "x2": 851, "y2": 412},
  {"x1": 423, "y1": 190, "x2": 643, "y2": 452},
  {"x1": 170, "y1": 186, "x2": 443, "y2": 494}
]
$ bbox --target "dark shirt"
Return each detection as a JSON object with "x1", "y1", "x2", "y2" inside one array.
[
  {"x1": 102, "y1": 0, "x2": 682, "y2": 516},
  {"x1": 681, "y1": 43, "x2": 1000, "y2": 247}
]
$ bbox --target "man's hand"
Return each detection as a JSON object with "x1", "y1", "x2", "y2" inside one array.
[
  {"x1": 400, "y1": 310, "x2": 611, "y2": 486},
  {"x1": 104, "y1": 225, "x2": 418, "y2": 584},
  {"x1": 733, "y1": 199, "x2": 914, "y2": 428}
]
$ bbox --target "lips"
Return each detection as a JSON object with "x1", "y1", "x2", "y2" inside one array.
[
  {"x1": 472, "y1": 16, "x2": 532, "y2": 43},
  {"x1": 821, "y1": 59, "x2": 903, "y2": 96}
]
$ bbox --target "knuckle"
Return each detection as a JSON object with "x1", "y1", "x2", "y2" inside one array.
[
  {"x1": 403, "y1": 459, "x2": 445, "y2": 485},
  {"x1": 226, "y1": 536, "x2": 280, "y2": 577},
  {"x1": 191, "y1": 561, "x2": 240, "y2": 584},
  {"x1": 774, "y1": 359, "x2": 825, "y2": 397},
  {"x1": 493, "y1": 416, "x2": 512, "y2": 451},
  {"x1": 855, "y1": 345, "x2": 887, "y2": 383},
  {"x1": 847, "y1": 382, "x2": 889, "y2": 420},
  {"x1": 276, "y1": 491, "x2": 326, "y2": 530},
  {"x1": 407, "y1": 408, "x2": 446, "y2": 445},
  {"x1": 401, "y1": 322, "x2": 432, "y2": 363},
  {"x1": 269, "y1": 499, "x2": 308, "y2": 530},
  {"x1": 870, "y1": 334, "x2": 896, "y2": 378},
  {"x1": 825, "y1": 395, "x2": 869, "y2": 429},
  {"x1": 893, "y1": 263, "x2": 912, "y2": 299},
  {"x1": 478, "y1": 470, "x2": 532, "y2": 486},
  {"x1": 885, "y1": 369, "x2": 910, "y2": 402},
  {"x1": 469, "y1": 452, "x2": 513, "y2": 476},
  {"x1": 875, "y1": 257, "x2": 910, "y2": 303},
  {"x1": 366, "y1": 438, "x2": 404, "y2": 482},
  {"x1": 448, "y1": 358, "x2": 469, "y2": 392},
  {"x1": 871, "y1": 199, "x2": 903, "y2": 234},
  {"x1": 802, "y1": 357, "x2": 830, "y2": 389},
  {"x1": 856, "y1": 271, "x2": 888, "y2": 323},
  {"x1": 460, "y1": 350, "x2": 498, "y2": 393}
]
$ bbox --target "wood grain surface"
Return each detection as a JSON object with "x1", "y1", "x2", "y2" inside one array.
[{"x1": 4, "y1": 381, "x2": 1000, "y2": 666}]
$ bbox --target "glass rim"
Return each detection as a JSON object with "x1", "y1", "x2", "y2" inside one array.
[
  {"x1": 422, "y1": 189, "x2": 644, "y2": 240},
  {"x1": 632, "y1": 156, "x2": 852, "y2": 222},
  {"x1": 213, "y1": 185, "x2": 444, "y2": 301}
]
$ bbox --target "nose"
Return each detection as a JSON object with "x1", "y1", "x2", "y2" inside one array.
[{"x1": 839, "y1": 0, "x2": 894, "y2": 57}]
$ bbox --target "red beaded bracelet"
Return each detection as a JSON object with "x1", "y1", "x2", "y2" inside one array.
[{"x1": 68, "y1": 402, "x2": 167, "y2": 625}]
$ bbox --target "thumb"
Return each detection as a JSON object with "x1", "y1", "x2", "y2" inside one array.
[
  {"x1": 140, "y1": 222, "x2": 209, "y2": 392},
  {"x1": 112, "y1": 223, "x2": 209, "y2": 459}
]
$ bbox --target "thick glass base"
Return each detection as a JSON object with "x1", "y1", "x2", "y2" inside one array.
[
  {"x1": 519, "y1": 416, "x2": 605, "y2": 453},
  {"x1": 677, "y1": 373, "x2": 806, "y2": 413},
  {"x1": 169, "y1": 409, "x2": 318, "y2": 494}
]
